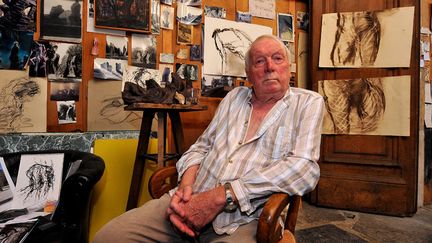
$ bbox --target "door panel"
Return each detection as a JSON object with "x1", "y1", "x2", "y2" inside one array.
[{"x1": 310, "y1": 0, "x2": 419, "y2": 216}]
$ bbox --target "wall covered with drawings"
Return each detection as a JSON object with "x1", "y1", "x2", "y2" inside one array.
[{"x1": 0, "y1": 0, "x2": 307, "y2": 152}]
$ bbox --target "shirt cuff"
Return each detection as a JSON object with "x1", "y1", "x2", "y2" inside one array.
[{"x1": 230, "y1": 179, "x2": 254, "y2": 215}]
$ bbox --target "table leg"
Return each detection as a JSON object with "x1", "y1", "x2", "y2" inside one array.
[
  {"x1": 157, "y1": 112, "x2": 167, "y2": 168},
  {"x1": 169, "y1": 112, "x2": 185, "y2": 156},
  {"x1": 126, "y1": 110, "x2": 154, "y2": 210}
]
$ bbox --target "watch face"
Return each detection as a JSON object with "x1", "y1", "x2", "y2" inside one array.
[{"x1": 224, "y1": 203, "x2": 237, "y2": 212}]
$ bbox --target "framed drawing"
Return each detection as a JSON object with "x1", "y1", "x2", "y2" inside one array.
[{"x1": 95, "y1": 0, "x2": 151, "y2": 33}]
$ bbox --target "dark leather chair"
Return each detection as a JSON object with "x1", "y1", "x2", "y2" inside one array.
[
  {"x1": 0, "y1": 150, "x2": 105, "y2": 243},
  {"x1": 149, "y1": 166, "x2": 301, "y2": 243}
]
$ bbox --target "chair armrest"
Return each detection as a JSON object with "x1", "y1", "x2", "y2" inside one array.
[
  {"x1": 148, "y1": 166, "x2": 178, "y2": 199},
  {"x1": 257, "y1": 193, "x2": 291, "y2": 243},
  {"x1": 258, "y1": 194, "x2": 301, "y2": 243}
]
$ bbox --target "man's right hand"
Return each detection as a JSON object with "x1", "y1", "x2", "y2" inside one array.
[{"x1": 166, "y1": 185, "x2": 196, "y2": 237}]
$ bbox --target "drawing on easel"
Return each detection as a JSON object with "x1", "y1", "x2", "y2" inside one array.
[{"x1": 12, "y1": 153, "x2": 64, "y2": 210}]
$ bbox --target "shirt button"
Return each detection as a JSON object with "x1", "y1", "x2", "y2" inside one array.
[
  {"x1": 229, "y1": 159, "x2": 233, "y2": 163},
  {"x1": 238, "y1": 141, "x2": 242, "y2": 145}
]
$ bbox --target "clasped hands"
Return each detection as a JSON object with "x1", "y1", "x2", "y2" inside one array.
[{"x1": 166, "y1": 185, "x2": 225, "y2": 237}]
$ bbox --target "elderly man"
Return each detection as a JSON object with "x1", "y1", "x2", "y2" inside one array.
[{"x1": 94, "y1": 34, "x2": 324, "y2": 242}]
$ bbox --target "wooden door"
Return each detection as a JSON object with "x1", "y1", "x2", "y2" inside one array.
[{"x1": 309, "y1": 0, "x2": 420, "y2": 216}]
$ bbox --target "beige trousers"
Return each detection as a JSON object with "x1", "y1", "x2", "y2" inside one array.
[{"x1": 93, "y1": 194, "x2": 257, "y2": 243}]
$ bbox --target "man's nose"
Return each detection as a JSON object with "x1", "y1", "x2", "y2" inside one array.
[{"x1": 265, "y1": 58, "x2": 276, "y2": 72}]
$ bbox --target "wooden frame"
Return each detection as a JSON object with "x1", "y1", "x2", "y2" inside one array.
[{"x1": 94, "y1": 0, "x2": 151, "y2": 33}]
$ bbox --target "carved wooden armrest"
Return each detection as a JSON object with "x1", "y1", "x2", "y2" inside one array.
[
  {"x1": 148, "y1": 166, "x2": 178, "y2": 199},
  {"x1": 257, "y1": 193, "x2": 301, "y2": 243}
]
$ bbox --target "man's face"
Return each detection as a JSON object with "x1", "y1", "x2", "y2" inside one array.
[{"x1": 246, "y1": 38, "x2": 291, "y2": 98}]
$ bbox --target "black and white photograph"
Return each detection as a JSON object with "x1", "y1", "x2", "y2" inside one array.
[
  {"x1": 50, "y1": 81, "x2": 80, "y2": 101},
  {"x1": 131, "y1": 34, "x2": 157, "y2": 69},
  {"x1": 176, "y1": 63, "x2": 198, "y2": 81},
  {"x1": 278, "y1": 13, "x2": 294, "y2": 42},
  {"x1": 160, "y1": 53, "x2": 174, "y2": 63},
  {"x1": 46, "y1": 42, "x2": 82, "y2": 82},
  {"x1": 159, "y1": 64, "x2": 173, "y2": 85},
  {"x1": 93, "y1": 58, "x2": 126, "y2": 80},
  {"x1": 297, "y1": 11, "x2": 309, "y2": 31},
  {"x1": 57, "y1": 100, "x2": 77, "y2": 124},
  {"x1": 178, "y1": 0, "x2": 201, "y2": 6},
  {"x1": 190, "y1": 44, "x2": 201, "y2": 61},
  {"x1": 28, "y1": 41, "x2": 48, "y2": 77},
  {"x1": 201, "y1": 74, "x2": 234, "y2": 98},
  {"x1": 177, "y1": 3, "x2": 202, "y2": 25},
  {"x1": 319, "y1": 6, "x2": 414, "y2": 68},
  {"x1": 161, "y1": 0, "x2": 172, "y2": 5},
  {"x1": 122, "y1": 65, "x2": 161, "y2": 91},
  {"x1": 160, "y1": 5, "x2": 174, "y2": 30},
  {"x1": 151, "y1": 0, "x2": 161, "y2": 34},
  {"x1": 40, "y1": 0, "x2": 82, "y2": 42},
  {"x1": 0, "y1": 0, "x2": 37, "y2": 32},
  {"x1": 236, "y1": 11, "x2": 252, "y2": 23},
  {"x1": 0, "y1": 30, "x2": 33, "y2": 70},
  {"x1": 106, "y1": 35, "x2": 128, "y2": 60},
  {"x1": 204, "y1": 5, "x2": 226, "y2": 18}
]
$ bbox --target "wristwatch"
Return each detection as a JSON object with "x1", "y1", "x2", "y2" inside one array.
[{"x1": 223, "y1": 183, "x2": 238, "y2": 212}]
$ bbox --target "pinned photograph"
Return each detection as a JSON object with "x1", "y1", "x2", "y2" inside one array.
[
  {"x1": 40, "y1": 0, "x2": 82, "y2": 42},
  {"x1": 190, "y1": 45, "x2": 201, "y2": 61},
  {"x1": 151, "y1": 0, "x2": 160, "y2": 34},
  {"x1": 177, "y1": 3, "x2": 202, "y2": 25},
  {"x1": 236, "y1": 11, "x2": 251, "y2": 23},
  {"x1": 50, "y1": 81, "x2": 80, "y2": 101},
  {"x1": 177, "y1": 22, "x2": 193, "y2": 45},
  {"x1": 29, "y1": 41, "x2": 48, "y2": 77},
  {"x1": 159, "y1": 63, "x2": 173, "y2": 84},
  {"x1": 12, "y1": 153, "x2": 64, "y2": 210},
  {"x1": 204, "y1": 5, "x2": 226, "y2": 18},
  {"x1": 93, "y1": 58, "x2": 126, "y2": 80},
  {"x1": 95, "y1": 0, "x2": 150, "y2": 33},
  {"x1": 0, "y1": 31, "x2": 33, "y2": 70},
  {"x1": 160, "y1": 53, "x2": 174, "y2": 63},
  {"x1": 161, "y1": 5, "x2": 174, "y2": 30},
  {"x1": 178, "y1": 0, "x2": 201, "y2": 6},
  {"x1": 46, "y1": 42, "x2": 82, "y2": 82},
  {"x1": 176, "y1": 48, "x2": 188, "y2": 59},
  {"x1": 131, "y1": 34, "x2": 157, "y2": 69},
  {"x1": 106, "y1": 35, "x2": 128, "y2": 60},
  {"x1": 57, "y1": 100, "x2": 77, "y2": 124},
  {"x1": 201, "y1": 74, "x2": 235, "y2": 98},
  {"x1": 278, "y1": 13, "x2": 294, "y2": 42},
  {"x1": 0, "y1": 0, "x2": 37, "y2": 31},
  {"x1": 161, "y1": 0, "x2": 172, "y2": 5},
  {"x1": 176, "y1": 63, "x2": 198, "y2": 81},
  {"x1": 297, "y1": 11, "x2": 309, "y2": 31}
]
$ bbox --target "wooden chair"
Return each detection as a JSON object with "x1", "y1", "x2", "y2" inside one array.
[{"x1": 148, "y1": 166, "x2": 301, "y2": 243}]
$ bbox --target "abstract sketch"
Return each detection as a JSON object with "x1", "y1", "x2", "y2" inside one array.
[
  {"x1": 319, "y1": 6, "x2": 414, "y2": 68},
  {"x1": 318, "y1": 75, "x2": 410, "y2": 136},
  {"x1": 12, "y1": 153, "x2": 63, "y2": 210},
  {"x1": 122, "y1": 65, "x2": 161, "y2": 91},
  {"x1": 88, "y1": 80, "x2": 142, "y2": 131},
  {"x1": 93, "y1": 58, "x2": 126, "y2": 80},
  {"x1": 105, "y1": 35, "x2": 128, "y2": 60},
  {"x1": 203, "y1": 17, "x2": 272, "y2": 77},
  {"x1": 131, "y1": 34, "x2": 156, "y2": 69},
  {"x1": 0, "y1": 71, "x2": 47, "y2": 133}
]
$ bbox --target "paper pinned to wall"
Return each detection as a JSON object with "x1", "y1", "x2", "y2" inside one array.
[
  {"x1": 12, "y1": 154, "x2": 64, "y2": 211},
  {"x1": 426, "y1": 104, "x2": 432, "y2": 128},
  {"x1": 249, "y1": 0, "x2": 275, "y2": 19},
  {"x1": 426, "y1": 82, "x2": 432, "y2": 103}
]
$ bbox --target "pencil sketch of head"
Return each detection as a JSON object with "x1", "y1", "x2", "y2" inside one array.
[
  {"x1": 321, "y1": 78, "x2": 386, "y2": 134},
  {"x1": 330, "y1": 11, "x2": 381, "y2": 66},
  {"x1": 0, "y1": 77, "x2": 40, "y2": 132},
  {"x1": 19, "y1": 160, "x2": 55, "y2": 201},
  {"x1": 212, "y1": 28, "x2": 252, "y2": 74}
]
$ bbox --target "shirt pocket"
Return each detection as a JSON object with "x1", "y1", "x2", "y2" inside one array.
[{"x1": 259, "y1": 126, "x2": 292, "y2": 160}]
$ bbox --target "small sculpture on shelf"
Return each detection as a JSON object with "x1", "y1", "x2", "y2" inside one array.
[{"x1": 122, "y1": 72, "x2": 194, "y2": 105}]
